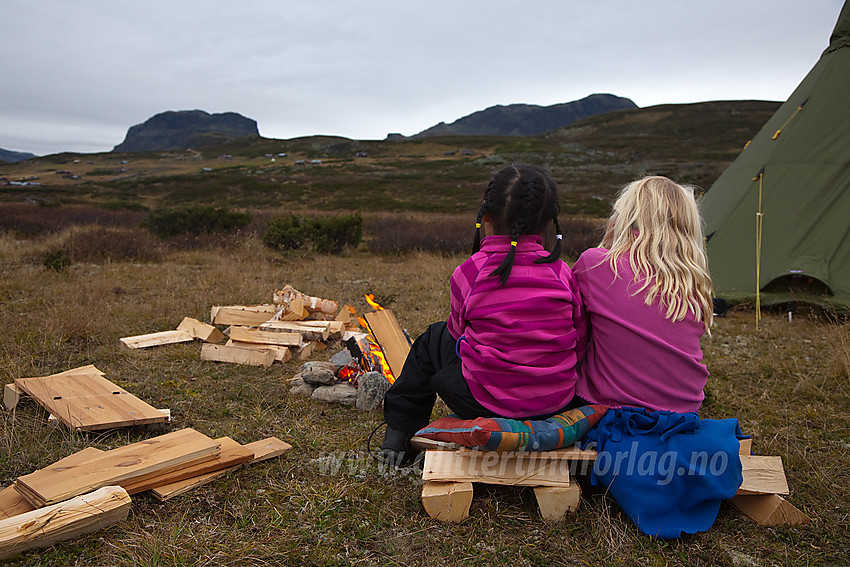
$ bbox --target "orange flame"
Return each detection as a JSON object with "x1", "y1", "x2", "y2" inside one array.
[{"x1": 365, "y1": 294, "x2": 385, "y2": 310}]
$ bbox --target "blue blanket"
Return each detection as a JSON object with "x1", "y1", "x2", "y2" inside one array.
[{"x1": 581, "y1": 407, "x2": 745, "y2": 538}]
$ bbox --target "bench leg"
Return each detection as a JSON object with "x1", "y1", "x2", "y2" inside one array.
[
  {"x1": 421, "y1": 481, "x2": 473, "y2": 522},
  {"x1": 533, "y1": 485, "x2": 581, "y2": 522}
]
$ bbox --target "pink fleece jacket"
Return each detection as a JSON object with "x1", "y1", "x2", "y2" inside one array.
[
  {"x1": 448, "y1": 235, "x2": 586, "y2": 417},
  {"x1": 573, "y1": 247, "x2": 708, "y2": 413}
]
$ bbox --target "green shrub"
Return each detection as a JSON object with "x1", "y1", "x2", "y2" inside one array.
[
  {"x1": 263, "y1": 212, "x2": 363, "y2": 254},
  {"x1": 142, "y1": 206, "x2": 252, "y2": 238},
  {"x1": 42, "y1": 248, "x2": 72, "y2": 271}
]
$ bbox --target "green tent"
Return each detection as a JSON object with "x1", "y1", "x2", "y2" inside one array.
[{"x1": 701, "y1": 2, "x2": 850, "y2": 311}]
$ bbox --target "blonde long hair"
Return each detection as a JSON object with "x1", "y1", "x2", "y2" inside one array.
[{"x1": 601, "y1": 176, "x2": 713, "y2": 331}]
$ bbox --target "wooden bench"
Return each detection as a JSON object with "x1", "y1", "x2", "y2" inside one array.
[{"x1": 411, "y1": 436, "x2": 810, "y2": 525}]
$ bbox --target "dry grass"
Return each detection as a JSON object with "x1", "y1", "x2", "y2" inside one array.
[{"x1": 1, "y1": 236, "x2": 848, "y2": 566}]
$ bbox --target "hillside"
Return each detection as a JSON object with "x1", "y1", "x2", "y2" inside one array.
[
  {"x1": 113, "y1": 110, "x2": 259, "y2": 152},
  {"x1": 412, "y1": 93, "x2": 637, "y2": 137},
  {"x1": 0, "y1": 100, "x2": 779, "y2": 216},
  {"x1": 0, "y1": 148, "x2": 37, "y2": 163}
]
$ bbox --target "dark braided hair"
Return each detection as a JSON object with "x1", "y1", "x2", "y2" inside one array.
[{"x1": 472, "y1": 164, "x2": 562, "y2": 285}]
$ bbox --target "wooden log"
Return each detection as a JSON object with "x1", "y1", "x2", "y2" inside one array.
[
  {"x1": 176, "y1": 317, "x2": 225, "y2": 343},
  {"x1": 737, "y1": 455, "x2": 789, "y2": 495},
  {"x1": 150, "y1": 437, "x2": 292, "y2": 501},
  {"x1": 15, "y1": 367, "x2": 169, "y2": 431},
  {"x1": 276, "y1": 297, "x2": 309, "y2": 321},
  {"x1": 293, "y1": 320, "x2": 345, "y2": 340},
  {"x1": 728, "y1": 493, "x2": 811, "y2": 526},
  {"x1": 0, "y1": 486, "x2": 130, "y2": 561},
  {"x1": 533, "y1": 485, "x2": 581, "y2": 522},
  {"x1": 226, "y1": 340, "x2": 291, "y2": 362},
  {"x1": 0, "y1": 447, "x2": 105, "y2": 520},
  {"x1": 228, "y1": 326, "x2": 301, "y2": 347},
  {"x1": 210, "y1": 305, "x2": 277, "y2": 326},
  {"x1": 119, "y1": 330, "x2": 194, "y2": 349},
  {"x1": 14, "y1": 428, "x2": 220, "y2": 507},
  {"x1": 200, "y1": 343, "x2": 276, "y2": 367},
  {"x1": 293, "y1": 340, "x2": 317, "y2": 361},
  {"x1": 421, "y1": 481, "x2": 473, "y2": 522},
  {"x1": 273, "y1": 285, "x2": 338, "y2": 315},
  {"x1": 363, "y1": 309, "x2": 411, "y2": 382},
  {"x1": 422, "y1": 449, "x2": 572, "y2": 488},
  {"x1": 3, "y1": 383, "x2": 23, "y2": 411}
]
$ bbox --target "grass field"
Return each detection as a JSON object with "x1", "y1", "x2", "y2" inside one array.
[{"x1": 0, "y1": 230, "x2": 848, "y2": 566}]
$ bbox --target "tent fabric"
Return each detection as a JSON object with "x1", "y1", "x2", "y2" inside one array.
[{"x1": 700, "y1": 2, "x2": 850, "y2": 308}]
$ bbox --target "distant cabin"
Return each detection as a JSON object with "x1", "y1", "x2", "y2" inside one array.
[{"x1": 310, "y1": 159, "x2": 323, "y2": 165}]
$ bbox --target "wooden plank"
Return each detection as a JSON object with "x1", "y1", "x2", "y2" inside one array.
[
  {"x1": 15, "y1": 367, "x2": 169, "y2": 431},
  {"x1": 363, "y1": 309, "x2": 411, "y2": 381},
  {"x1": 0, "y1": 486, "x2": 130, "y2": 561},
  {"x1": 150, "y1": 437, "x2": 292, "y2": 501},
  {"x1": 421, "y1": 481, "x2": 473, "y2": 522},
  {"x1": 176, "y1": 317, "x2": 225, "y2": 343},
  {"x1": 422, "y1": 449, "x2": 572, "y2": 488},
  {"x1": 119, "y1": 330, "x2": 194, "y2": 349},
  {"x1": 728, "y1": 493, "x2": 811, "y2": 526},
  {"x1": 259, "y1": 321, "x2": 328, "y2": 341},
  {"x1": 0, "y1": 447, "x2": 106, "y2": 520},
  {"x1": 288, "y1": 320, "x2": 345, "y2": 339},
  {"x1": 201, "y1": 343, "x2": 276, "y2": 367},
  {"x1": 228, "y1": 326, "x2": 301, "y2": 347},
  {"x1": 226, "y1": 340, "x2": 291, "y2": 362},
  {"x1": 4, "y1": 383, "x2": 23, "y2": 411},
  {"x1": 15, "y1": 428, "x2": 220, "y2": 507},
  {"x1": 736, "y1": 455, "x2": 789, "y2": 495},
  {"x1": 210, "y1": 305, "x2": 277, "y2": 326},
  {"x1": 123, "y1": 437, "x2": 253, "y2": 494}
]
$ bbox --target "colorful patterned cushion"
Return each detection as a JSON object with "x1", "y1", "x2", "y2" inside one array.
[{"x1": 414, "y1": 405, "x2": 608, "y2": 452}]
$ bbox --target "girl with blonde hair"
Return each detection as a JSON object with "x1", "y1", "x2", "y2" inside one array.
[
  {"x1": 574, "y1": 176, "x2": 744, "y2": 539},
  {"x1": 574, "y1": 175, "x2": 714, "y2": 413}
]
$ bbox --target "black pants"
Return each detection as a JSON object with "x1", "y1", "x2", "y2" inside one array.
[{"x1": 383, "y1": 321, "x2": 499, "y2": 434}]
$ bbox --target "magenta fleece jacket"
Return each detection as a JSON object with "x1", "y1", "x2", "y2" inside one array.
[
  {"x1": 448, "y1": 234, "x2": 587, "y2": 417},
  {"x1": 573, "y1": 247, "x2": 709, "y2": 413}
]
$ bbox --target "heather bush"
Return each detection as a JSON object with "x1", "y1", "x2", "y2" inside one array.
[
  {"x1": 41, "y1": 247, "x2": 71, "y2": 271},
  {"x1": 263, "y1": 212, "x2": 363, "y2": 254},
  {"x1": 142, "y1": 206, "x2": 252, "y2": 238},
  {"x1": 0, "y1": 203, "x2": 146, "y2": 237},
  {"x1": 366, "y1": 215, "x2": 469, "y2": 255},
  {"x1": 64, "y1": 227, "x2": 163, "y2": 263}
]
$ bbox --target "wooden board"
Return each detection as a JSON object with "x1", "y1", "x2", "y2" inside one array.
[
  {"x1": 737, "y1": 455, "x2": 789, "y2": 495},
  {"x1": 259, "y1": 321, "x2": 328, "y2": 341},
  {"x1": 122, "y1": 437, "x2": 253, "y2": 494},
  {"x1": 15, "y1": 428, "x2": 220, "y2": 507},
  {"x1": 14, "y1": 366, "x2": 169, "y2": 431},
  {"x1": 201, "y1": 343, "x2": 276, "y2": 367},
  {"x1": 210, "y1": 305, "x2": 277, "y2": 326},
  {"x1": 228, "y1": 326, "x2": 301, "y2": 347},
  {"x1": 0, "y1": 486, "x2": 130, "y2": 561},
  {"x1": 0, "y1": 447, "x2": 105, "y2": 520},
  {"x1": 150, "y1": 437, "x2": 292, "y2": 501},
  {"x1": 728, "y1": 493, "x2": 811, "y2": 526},
  {"x1": 119, "y1": 329, "x2": 194, "y2": 349},
  {"x1": 422, "y1": 449, "x2": 572, "y2": 488},
  {"x1": 176, "y1": 317, "x2": 225, "y2": 343},
  {"x1": 363, "y1": 309, "x2": 411, "y2": 381}
]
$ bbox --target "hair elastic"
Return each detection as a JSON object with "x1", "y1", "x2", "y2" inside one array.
[
  {"x1": 510, "y1": 241, "x2": 518, "y2": 247},
  {"x1": 557, "y1": 234, "x2": 563, "y2": 240},
  {"x1": 475, "y1": 223, "x2": 481, "y2": 228}
]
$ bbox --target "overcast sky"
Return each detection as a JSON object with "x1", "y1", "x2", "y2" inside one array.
[{"x1": 0, "y1": 0, "x2": 844, "y2": 156}]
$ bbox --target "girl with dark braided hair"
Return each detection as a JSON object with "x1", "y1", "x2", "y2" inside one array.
[{"x1": 380, "y1": 164, "x2": 587, "y2": 465}]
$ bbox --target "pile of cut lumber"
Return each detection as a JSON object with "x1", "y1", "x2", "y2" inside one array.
[
  {"x1": 119, "y1": 286, "x2": 362, "y2": 367},
  {"x1": 0, "y1": 428, "x2": 292, "y2": 559}
]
